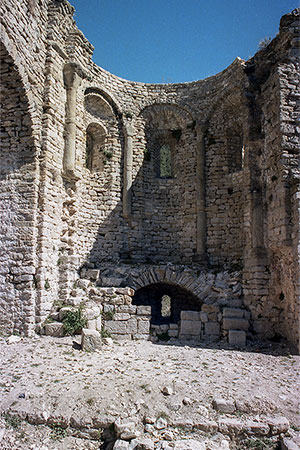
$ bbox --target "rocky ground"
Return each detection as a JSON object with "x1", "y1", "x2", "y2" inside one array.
[{"x1": 0, "y1": 335, "x2": 299, "y2": 450}]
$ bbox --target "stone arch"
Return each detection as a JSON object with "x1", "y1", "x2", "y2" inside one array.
[
  {"x1": 132, "y1": 282, "x2": 202, "y2": 325},
  {"x1": 126, "y1": 266, "x2": 201, "y2": 299},
  {"x1": 0, "y1": 27, "x2": 39, "y2": 136},
  {"x1": 140, "y1": 103, "x2": 194, "y2": 130},
  {"x1": 84, "y1": 87, "x2": 121, "y2": 118}
]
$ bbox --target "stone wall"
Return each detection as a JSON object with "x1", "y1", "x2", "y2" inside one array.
[{"x1": 0, "y1": 1, "x2": 299, "y2": 352}]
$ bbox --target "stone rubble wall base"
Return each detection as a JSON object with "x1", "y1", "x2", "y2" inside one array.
[{"x1": 4, "y1": 404, "x2": 293, "y2": 447}]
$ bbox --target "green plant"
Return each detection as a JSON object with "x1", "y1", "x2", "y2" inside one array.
[
  {"x1": 100, "y1": 327, "x2": 111, "y2": 338},
  {"x1": 143, "y1": 148, "x2": 151, "y2": 161},
  {"x1": 3, "y1": 413, "x2": 22, "y2": 429},
  {"x1": 140, "y1": 383, "x2": 151, "y2": 393},
  {"x1": 103, "y1": 150, "x2": 113, "y2": 160},
  {"x1": 62, "y1": 305, "x2": 87, "y2": 336},
  {"x1": 236, "y1": 437, "x2": 276, "y2": 450},
  {"x1": 86, "y1": 397, "x2": 95, "y2": 406},
  {"x1": 44, "y1": 279, "x2": 50, "y2": 290},
  {"x1": 49, "y1": 424, "x2": 67, "y2": 441},
  {"x1": 104, "y1": 310, "x2": 115, "y2": 320},
  {"x1": 157, "y1": 411, "x2": 169, "y2": 420},
  {"x1": 156, "y1": 331, "x2": 169, "y2": 342}
]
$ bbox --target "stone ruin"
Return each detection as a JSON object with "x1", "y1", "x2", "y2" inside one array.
[{"x1": 0, "y1": 0, "x2": 299, "y2": 353}]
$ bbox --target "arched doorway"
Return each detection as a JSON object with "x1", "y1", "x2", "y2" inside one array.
[{"x1": 132, "y1": 282, "x2": 202, "y2": 326}]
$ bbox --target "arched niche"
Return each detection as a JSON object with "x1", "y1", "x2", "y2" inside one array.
[
  {"x1": 140, "y1": 103, "x2": 194, "y2": 179},
  {"x1": 132, "y1": 282, "x2": 201, "y2": 325},
  {"x1": 85, "y1": 122, "x2": 107, "y2": 172},
  {"x1": 84, "y1": 87, "x2": 120, "y2": 119}
]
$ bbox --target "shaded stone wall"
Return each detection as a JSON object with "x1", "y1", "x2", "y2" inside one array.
[{"x1": 0, "y1": 0, "x2": 48, "y2": 334}]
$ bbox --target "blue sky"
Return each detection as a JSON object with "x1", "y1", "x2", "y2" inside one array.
[{"x1": 70, "y1": 0, "x2": 299, "y2": 84}]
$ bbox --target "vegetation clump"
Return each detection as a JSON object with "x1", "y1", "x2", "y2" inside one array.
[{"x1": 62, "y1": 305, "x2": 87, "y2": 335}]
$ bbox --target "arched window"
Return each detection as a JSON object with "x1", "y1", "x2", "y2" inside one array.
[
  {"x1": 85, "y1": 123, "x2": 106, "y2": 172},
  {"x1": 159, "y1": 144, "x2": 172, "y2": 178}
]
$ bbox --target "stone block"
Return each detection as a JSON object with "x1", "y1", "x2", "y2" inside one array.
[
  {"x1": 174, "y1": 439, "x2": 206, "y2": 450},
  {"x1": 116, "y1": 287, "x2": 135, "y2": 296},
  {"x1": 129, "y1": 438, "x2": 154, "y2": 450},
  {"x1": 103, "y1": 304, "x2": 115, "y2": 313},
  {"x1": 86, "y1": 319, "x2": 97, "y2": 330},
  {"x1": 200, "y1": 312, "x2": 208, "y2": 322},
  {"x1": 267, "y1": 417, "x2": 289, "y2": 434},
  {"x1": 114, "y1": 313, "x2": 131, "y2": 321},
  {"x1": 126, "y1": 318, "x2": 138, "y2": 334},
  {"x1": 138, "y1": 319, "x2": 150, "y2": 334},
  {"x1": 204, "y1": 322, "x2": 220, "y2": 335},
  {"x1": 113, "y1": 439, "x2": 130, "y2": 450},
  {"x1": 223, "y1": 318, "x2": 249, "y2": 331},
  {"x1": 86, "y1": 269, "x2": 100, "y2": 280},
  {"x1": 117, "y1": 305, "x2": 137, "y2": 314},
  {"x1": 83, "y1": 306, "x2": 101, "y2": 320},
  {"x1": 179, "y1": 334, "x2": 199, "y2": 341},
  {"x1": 169, "y1": 323, "x2": 178, "y2": 329},
  {"x1": 218, "y1": 418, "x2": 243, "y2": 434},
  {"x1": 223, "y1": 308, "x2": 244, "y2": 318},
  {"x1": 168, "y1": 329, "x2": 178, "y2": 337},
  {"x1": 81, "y1": 329, "x2": 102, "y2": 351},
  {"x1": 105, "y1": 321, "x2": 127, "y2": 334},
  {"x1": 201, "y1": 304, "x2": 219, "y2": 313},
  {"x1": 137, "y1": 305, "x2": 151, "y2": 316},
  {"x1": 77, "y1": 279, "x2": 90, "y2": 290},
  {"x1": 133, "y1": 334, "x2": 150, "y2": 340},
  {"x1": 281, "y1": 437, "x2": 300, "y2": 450},
  {"x1": 110, "y1": 334, "x2": 132, "y2": 341},
  {"x1": 44, "y1": 322, "x2": 64, "y2": 337},
  {"x1": 180, "y1": 320, "x2": 201, "y2": 336},
  {"x1": 180, "y1": 311, "x2": 200, "y2": 321},
  {"x1": 213, "y1": 398, "x2": 235, "y2": 413},
  {"x1": 244, "y1": 421, "x2": 269, "y2": 435},
  {"x1": 228, "y1": 330, "x2": 246, "y2": 347}
]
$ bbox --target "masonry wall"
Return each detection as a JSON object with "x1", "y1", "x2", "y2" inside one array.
[{"x1": 0, "y1": 0, "x2": 48, "y2": 334}]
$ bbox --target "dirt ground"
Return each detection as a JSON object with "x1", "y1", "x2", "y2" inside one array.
[{"x1": 0, "y1": 335, "x2": 299, "y2": 449}]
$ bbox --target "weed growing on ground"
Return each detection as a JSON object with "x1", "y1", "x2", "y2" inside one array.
[
  {"x1": 3, "y1": 413, "x2": 22, "y2": 429},
  {"x1": 49, "y1": 424, "x2": 67, "y2": 441},
  {"x1": 236, "y1": 437, "x2": 277, "y2": 450}
]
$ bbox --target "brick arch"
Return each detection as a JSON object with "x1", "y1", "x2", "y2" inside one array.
[{"x1": 0, "y1": 27, "x2": 39, "y2": 140}]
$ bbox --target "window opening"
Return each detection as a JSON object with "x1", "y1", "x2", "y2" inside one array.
[
  {"x1": 159, "y1": 144, "x2": 172, "y2": 178},
  {"x1": 161, "y1": 295, "x2": 171, "y2": 318}
]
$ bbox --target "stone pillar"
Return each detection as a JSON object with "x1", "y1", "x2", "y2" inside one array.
[
  {"x1": 123, "y1": 121, "x2": 134, "y2": 221},
  {"x1": 195, "y1": 124, "x2": 207, "y2": 259},
  {"x1": 62, "y1": 63, "x2": 84, "y2": 179}
]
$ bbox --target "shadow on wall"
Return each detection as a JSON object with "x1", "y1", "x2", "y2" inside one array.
[{"x1": 0, "y1": 41, "x2": 37, "y2": 334}]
